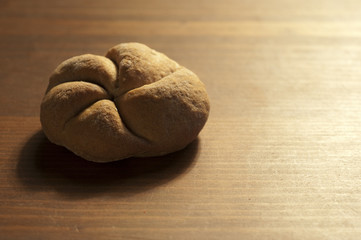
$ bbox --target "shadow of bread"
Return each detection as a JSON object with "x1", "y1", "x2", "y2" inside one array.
[{"x1": 17, "y1": 130, "x2": 199, "y2": 199}]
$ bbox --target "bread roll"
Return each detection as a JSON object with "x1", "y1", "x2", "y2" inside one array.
[{"x1": 40, "y1": 43, "x2": 210, "y2": 162}]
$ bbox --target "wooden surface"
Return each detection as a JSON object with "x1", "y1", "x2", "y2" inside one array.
[{"x1": 1, "y1": 0, "x2": 361, "y2": 239}]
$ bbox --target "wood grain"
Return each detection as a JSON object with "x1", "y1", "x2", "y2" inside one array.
[{"x1": 1, "y1": 0, "x2": 361, "y2": 239}]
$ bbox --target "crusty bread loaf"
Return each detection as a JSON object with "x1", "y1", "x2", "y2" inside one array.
[{"x1": 40, "y1": 43, "x2": 210, "y2": 162}]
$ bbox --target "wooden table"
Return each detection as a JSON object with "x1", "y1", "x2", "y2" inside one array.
[{"x1": 1, "y1": 0, "x2": 361, "y2": 239}]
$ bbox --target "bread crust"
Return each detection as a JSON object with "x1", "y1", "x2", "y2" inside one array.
[{"x1": 40, "y1": 43, "x2": 210, "y2": 162}]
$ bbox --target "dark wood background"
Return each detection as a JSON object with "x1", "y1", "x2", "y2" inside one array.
[{"x1": 1, "y1": 0, "x2": 361, "y2": 239}]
